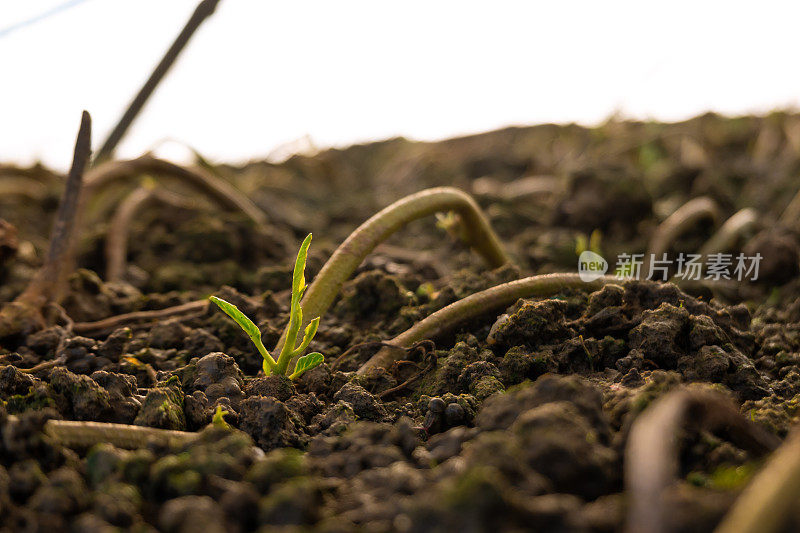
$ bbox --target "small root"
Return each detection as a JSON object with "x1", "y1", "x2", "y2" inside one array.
[{"x1": 72, "y1": 299, "x2": 208, "y2": 335}]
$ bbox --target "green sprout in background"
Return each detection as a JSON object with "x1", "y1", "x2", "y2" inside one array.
[
  {"x1": 575, "y1": 228, "x2": 603, "y2": 257},
  {"x1": 209, "y1": 233, "x2": 324, "y2": 380}
]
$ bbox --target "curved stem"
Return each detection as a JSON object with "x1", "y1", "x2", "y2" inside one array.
[
  {"x1": 0, "y1": 163, "x2": 62, "y2": 183},
  {"x1": 272, "y1": 187, "x2": 510, "y2": 365},
  {"x1": 358, "y1": 273, "x2": 614, "y2": 374},
  {"x1": 85, "y1": 155, "x2": 268, "y2": 227},
  {"x1": 105, "y1": 186, "x2": 154, "y2": 282},
  {"x1": 648, "y1": 196, "x2": 721, "y2": 259},
  {"x1": 698, "y1": 208, "x2": 760, "y2": 257},
  {"x1": 645, "y1": 196, "x2": 721, "y2": 273},
  {"x1": 714, "y1": 426, "x2": 800, "y2": 533},
  {"x1": 105, "y1": 185, "x2": 200, "y2": 282},
  {"x1": 44, "y1": 419, "x2": 196, "y2": 449},
  {"x1": 624, "y1": 388, "x2": 779, "y2": 533}
]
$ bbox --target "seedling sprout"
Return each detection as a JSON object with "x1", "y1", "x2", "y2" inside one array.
[{"x1": 209, "y1": 233, "x2": 324, "y2": 379}]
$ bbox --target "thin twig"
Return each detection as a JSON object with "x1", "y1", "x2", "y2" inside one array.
[
  {"x1": 94, "y1": 0, "x2": 222, "y2": 163},
  {"x1": 376, "y1": 341, "x2": 437, "y2": 399},
  {"x1": 472, "y1": 175, "x2": 560, "y2": 201},
  {"x1": 624, "y1": 388, "x2": 779, "y2": 533},
  {"x1": 72, "y1": 299, "x2": 208, "y2": 334}
]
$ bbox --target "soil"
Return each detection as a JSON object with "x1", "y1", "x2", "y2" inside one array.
[{"x1": 3, "y1": 111, "x2": 800, "y2": 532}]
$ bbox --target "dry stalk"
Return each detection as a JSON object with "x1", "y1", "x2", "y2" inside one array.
[{"x1": 0, "y1": 112, "x2": 92, "y2": 341}]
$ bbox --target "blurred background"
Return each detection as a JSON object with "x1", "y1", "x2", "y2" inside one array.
[{"x1": 2, "y1": 0, "x2": 799, "y2": 170}]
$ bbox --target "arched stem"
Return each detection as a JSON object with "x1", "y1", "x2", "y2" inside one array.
[
  {"x1": 105, "y1": 184, "x2": 200, "y2": 282},
  {"x1": 645, "y1": 196, "x2": 721, "y2": 273},
  {"x1": 85, "y1": 155, "x2": 268, "y2": 227},
  {"x1": 698, "y1": 208, "x2": 760, "y2": 257},
  {"x1": 272, "y1": 187, "x2": 510, "y2": 366}
]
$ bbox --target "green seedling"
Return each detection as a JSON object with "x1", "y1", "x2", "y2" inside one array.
[
  {"x1": 575, "y1": 228, "x2": 603, "y2": 257},
  {"x1": 209, "y1": 233, "x2": 324, "y2": 380},
  {"x1": 212, "y1": 405, "x2": 230, "y2": 429}
]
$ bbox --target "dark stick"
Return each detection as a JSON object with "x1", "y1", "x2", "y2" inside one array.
[
  {"x1": 94, "y1": 0, "x2": 221, "y2": 163},
  {"x1": 0, "y1": 111, "x2": 92, "y2": 341},
  {"x1": 18, "y1": 110, "x2": 92, "y2": 307}
]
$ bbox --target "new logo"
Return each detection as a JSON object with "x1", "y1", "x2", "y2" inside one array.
[{"x1": 578, "y1": 250, "x2": 608, "y2": 282}]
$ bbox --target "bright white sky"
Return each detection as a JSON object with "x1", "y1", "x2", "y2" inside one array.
[{"x1": 2, "y1": 1, "x2": 799, "y2": 171}]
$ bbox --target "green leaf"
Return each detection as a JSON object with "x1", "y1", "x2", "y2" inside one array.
[
  {"x1": 292, "y1": 316, "x2": 320, "y2": 357},
  {"x1": 290, "y1": 352, "x2": 324, "y2": 379},
  {"x1": 210, "y1": 295, "x2": 277, "y2": 373},
  {"x1": 292, "y1": 233, "x2": 313, "y2": 302},
  {"x1": 212, "y1": 405, "x2": 230, "y2": 429},
  {"x1": 209, "y1": 296, "x2": 261, "y2": 340}
]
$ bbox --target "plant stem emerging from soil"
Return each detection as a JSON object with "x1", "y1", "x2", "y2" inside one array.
[
  {"x1": 85, "y1": 155, "x2": 268, "y2": 227},
  {"x1": 0, "y1": 111, "x2": 91, "y2": 341},
  {"x1": 645, "y1": 196, "x2": 721, "y2": 273},
  {"x1": 624, "y1": 388, "x2": 779, "y2": 533},
  {"x1": 697, "y1": 207, "x2": 760, "y2": 257},
  {"x1": 714, "y1": 425, "x2": 800, "y2": 533},
  {"x1": 94, "y1": 0, "x2": 222, "y2": 163},
  {"x1": 105, "y1": 183, "x2": 200, "y2": 282},
  {"x1": 358, "y1": 273, "x2": 614, "y2": 374},
  {"x1": 273, "y1": 187, "x2": 510, "y2": 366}
]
